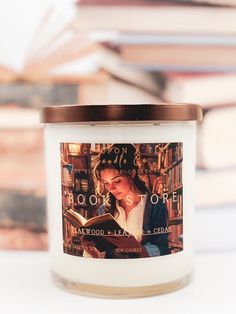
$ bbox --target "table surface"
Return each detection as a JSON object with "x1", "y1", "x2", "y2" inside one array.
[{"x1": 0, "y1": 250, "x2": 235, "y2": 314}]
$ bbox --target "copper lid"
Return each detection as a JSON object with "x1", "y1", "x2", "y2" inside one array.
[{"x1": 40, "y1": 103, "x2": 203, "y2": 123}]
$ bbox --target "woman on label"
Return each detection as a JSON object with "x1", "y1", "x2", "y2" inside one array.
[{"x1": 83, "y1": 144, "x2": 170, "y2": 259}]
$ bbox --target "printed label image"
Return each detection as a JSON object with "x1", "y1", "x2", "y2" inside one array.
[{"x1": 61, "y1": 143, "x2": 183, "y2": 259}]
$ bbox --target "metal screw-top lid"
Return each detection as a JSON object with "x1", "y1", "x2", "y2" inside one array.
[{"x1": 40, "y1": 103, "x2": 203, "y2": 123}]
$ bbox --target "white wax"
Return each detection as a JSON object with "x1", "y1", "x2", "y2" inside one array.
[{"x1": 44, "y1": 122, "x2": 196, "y2": 287}]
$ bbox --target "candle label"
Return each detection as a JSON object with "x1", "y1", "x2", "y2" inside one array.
[{"x1": 61, "y1": 143, "x2": 183, "y2": 258}]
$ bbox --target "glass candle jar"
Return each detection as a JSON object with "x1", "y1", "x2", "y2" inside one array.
[{"x1": 41, "y1": 103, "x2": 202, "y2": 298}]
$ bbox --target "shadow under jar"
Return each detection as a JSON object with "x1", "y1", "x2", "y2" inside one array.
[{"x1": 41, "y1": 103, "x2": 203, "y2": 298}]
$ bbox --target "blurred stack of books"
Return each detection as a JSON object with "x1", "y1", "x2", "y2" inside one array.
[
  {"x1": 74, "y1": 0, "x2": 236, "y2": 209},
  {"x1": 0, "y1": 106, "x2": 47, "y2": 249},
  {"x1": 0, "y1": 3, "x2": 88, "y2": 250},
  {"x1": 1, "y1": 0, "x2": 236, "y2": 249}
]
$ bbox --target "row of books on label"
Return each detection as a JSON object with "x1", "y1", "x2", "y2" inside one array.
[
  {"x1": 162, "y1": 164, "x2": 182, "y2": 193},
  {"x1": 75, "y1": 178, "x2": 89, "y2": 193},
  {"x1": 62, "y1": 166, "x2": 73, "y2": 186},
  {"x1": 168, "y1": 224, "x2": 183, "y2": 252},
  {"x1": 166, "y1": 194, "x2": 183, "y2": 219},
  {"x1": 163, "y1": 144, "x2": 183, "y2": 169},
  {"x1": 144, "y1": 159, "x2": 160, "y2": 175},
  {"x1": 68, "y1": 156, "x2": 87, "y2": 170},
  {"x1": 77, "y1": 208, "x2": 89, "y2": 219},
  {"x1": 140, "y1": 144, "x2": 183, "y2": 172},
  {"x1": 62, "y1": 162, "x2": 90, "y2": 188},
  {"x1": 63, "y1": 218, "x2": 77, "y2": 243}
]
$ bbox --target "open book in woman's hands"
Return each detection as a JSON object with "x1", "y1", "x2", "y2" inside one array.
[{"x1": 64, "y1": 209, "x2": 148, "y2": 258}]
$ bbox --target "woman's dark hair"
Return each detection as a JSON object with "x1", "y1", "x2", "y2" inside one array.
[{"x1": 93, "y1": 144, "x2": 149, "y2": 215}]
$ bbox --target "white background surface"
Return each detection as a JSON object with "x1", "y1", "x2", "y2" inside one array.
[{"x1": 0, "y1": 250, "x2": 235, "y2": 314}]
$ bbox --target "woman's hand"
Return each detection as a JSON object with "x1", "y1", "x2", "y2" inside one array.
[{"x1": 80, "y1": 237, "x2": 105, "y2": 258}]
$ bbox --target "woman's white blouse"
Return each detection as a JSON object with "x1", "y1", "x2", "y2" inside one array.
[{"x1": 114, "y1": 194, "x2": 148, "y2": 243}]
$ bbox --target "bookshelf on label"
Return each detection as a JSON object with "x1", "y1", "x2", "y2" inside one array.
[
  {"x1": 140, "y1": 143, "x2": 183, "y2": 253},
  {"x1": 61, "y1": 143, "x2": 183, "y2": 255}
]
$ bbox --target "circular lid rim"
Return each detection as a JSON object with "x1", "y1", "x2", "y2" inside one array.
[{"x1": 40, "y1": 103, "x2": 203, "y2": 123}]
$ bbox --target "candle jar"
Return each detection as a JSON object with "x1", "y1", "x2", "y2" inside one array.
[{"x1": 41, "y1": 104, "x2": 202, "y2": 298}]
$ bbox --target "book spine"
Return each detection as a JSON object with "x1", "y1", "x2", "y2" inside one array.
[{"x1": 77, "y1": 0, "x2": 161, "y2": 6}]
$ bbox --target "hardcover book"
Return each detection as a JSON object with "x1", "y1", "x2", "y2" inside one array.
[{"x1": 64, "y1": 210, "x2": 149, "y2": 258}]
